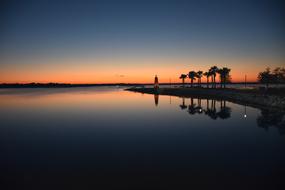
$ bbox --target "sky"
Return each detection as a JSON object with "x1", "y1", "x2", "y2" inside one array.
[{"x1": 0, "y1": 0, "x2": 284, "y2": 83}]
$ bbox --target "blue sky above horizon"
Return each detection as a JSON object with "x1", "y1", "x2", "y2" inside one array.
[{"x1": 0, "y1": 0, "x2": 285, "y2": 83}]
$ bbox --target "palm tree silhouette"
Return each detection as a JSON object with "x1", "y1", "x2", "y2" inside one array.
[
  {"x1": 196, "y1": 71, "x2": 203, "y2": 87},
  {"x1": 188, "y1": 71, "x2": 196, "y2": 88},
  {"x1": 218, "y1": 67, "x2": 231, "y2": 88},
  {"x1": 179, "y1": 74, "x2": 187, "y2": 87},
  {"x1": 209, "y1": 66, "x2": 219, "y2": 88},
  {"x1": 203, "y1": 72, "x2": 211, "y2": 88}
]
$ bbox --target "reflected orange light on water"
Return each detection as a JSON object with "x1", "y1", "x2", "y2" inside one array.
[{"x1": 0, "y1": 88, "x2": 153, "y2": 109}]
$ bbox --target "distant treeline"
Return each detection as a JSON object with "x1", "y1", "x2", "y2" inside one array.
[
  {"x1": 0, "y1": 83, "x2": 144, "y2": 88},
  {"x1": 0, "y1": 82, "x2": 263, "y2": 88}
]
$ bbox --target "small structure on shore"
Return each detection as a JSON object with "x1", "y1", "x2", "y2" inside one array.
[{"x1": 154, "y1": 75, "x2": 159, "y2": 90}]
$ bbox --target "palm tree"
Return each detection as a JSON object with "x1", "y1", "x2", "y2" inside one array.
[
  {"x1": 218, "y1": 67, "x2": 231, "y2": 88},
  {"x1": 188, "y1": 71, "x2": 196, "y2": 88},
  {"x1": 179, "y1": 74, "x2": 187, "y2": 87},
  {"x1": 203, "y1": 72, "x2": 211, "y2": 88},
  {"x1": 196, "y1": 71, "x2": 203, "y2": 87},
  {"x1": 209, "y1": 66, "x2": 219, "y2": 88}
]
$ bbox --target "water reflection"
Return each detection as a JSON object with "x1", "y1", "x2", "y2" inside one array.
[
  {"x1": 186, "y1": 98, "x2": 231, "y2": 120},
  {"x1": 257, "y1": 108, "x2": 285, "y2": 135},
  {"x1": 154, "y1": 94, "x2": 285, "y2": 134},
  {"x1": 179, "y1": 97, "x2": 187, "y2": 110},
  {"x1": 217, "y1": 100, "x2": 231, "y2": 119},
  {"x1": 1, "y1": 87, "x2": 285, "y2": 188},
  {"x1": 154, "y1": 94, "x2": 159, "y2": 106}
]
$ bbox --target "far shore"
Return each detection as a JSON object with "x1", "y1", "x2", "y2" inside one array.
[
  {"x1": 0, "y1": 83, "x2": 143, "y2": 88},
  {"x1": 126, "y1": 87, "x2": 285, "y2": 110},
  {"x1": 0, "y1": 82, "x2": 263, "y2": 88}
]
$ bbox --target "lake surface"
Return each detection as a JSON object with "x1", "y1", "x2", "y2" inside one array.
[{"x1": 0, "y1": 87, "x2": 284, "y2": 189}]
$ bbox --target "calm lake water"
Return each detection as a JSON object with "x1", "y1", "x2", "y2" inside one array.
[{"x1": 0, "y1": 87, "x2": 284, "y2": 189}]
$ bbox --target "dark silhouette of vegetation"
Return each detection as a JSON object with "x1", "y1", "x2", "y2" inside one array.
[
  {"x1": 179, "y1": 74, "x2": 187, "y2": 87},
  {"x1": 203, "y1": 72, "x2": 211, "y2": 88},
  {"x1": 258, "y1": 67, "x2": 272, "y2": 89},
  {"x1": 218, "y1": 67, "x2": 231, "y2": 88},
  {"x1": 188, "y1": 71, "x2": 196, "y2": 87},
  {"x1": 258, "y1": 67, "x2": 285, "y2": 89},
  {"x1": 273, "y1": 67, "x2": 285, "y2": 84},
  {"x1": 209, "y1": 66, "x2": 219, "y2": 88},
  {"x1": 196, "y1": 71, "x2": 203, "y2": 87},
  {"x1": 179, "y1": 66, "x2": 231, "y2": 89}
]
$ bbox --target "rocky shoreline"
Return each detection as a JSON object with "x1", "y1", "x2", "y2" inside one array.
[{"x1": 126, "y1": 87, "x2": 285, "y2": 110}]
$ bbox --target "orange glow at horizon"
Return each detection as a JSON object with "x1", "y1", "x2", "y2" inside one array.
[{"x1": 1, "y1": 55, "x2": 284, "y2": 84}]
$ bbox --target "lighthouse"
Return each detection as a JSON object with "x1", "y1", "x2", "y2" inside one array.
[{"x1": 154, "y1": 75, "x2": 159, "y2": 90}]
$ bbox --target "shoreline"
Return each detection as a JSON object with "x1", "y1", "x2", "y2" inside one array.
[
  {"x1": 0, "y1": 82, "x2": 268, "y2": 89},
  {"x1": 126, "y1": 87, "x2": 285, "y2": 110}
]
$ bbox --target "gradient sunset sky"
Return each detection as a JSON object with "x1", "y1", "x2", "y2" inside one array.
[{"x1": 1, "y1": 0, "x2": 284, "y2": 83}]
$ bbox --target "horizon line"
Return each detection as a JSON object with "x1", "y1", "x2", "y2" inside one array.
[{"x1": 0, "y1": 81, "x2": 261, "y2": 85}]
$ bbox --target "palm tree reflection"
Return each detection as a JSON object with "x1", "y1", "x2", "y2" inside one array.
[
  {"x1": 197, "y1": 98, "x2": 203, "y2": 114},
  {"x1": 217, "y1": 100, "x2": 231, "y2": 119},
  {"x1": 203, "y1": 99, "x2": 219, "y2": 120},
  {"x1": 188, "y1": 97, "x2": 196, "y2": 115},
  {"x1": 176, "y1": 96, "x2": 284, "y2": 135},
  {"x1": 179, "y1": 97, "x2": 187, "y2": 110},
  {"x1": 182, "y1": 97, "x2": 231, "y2": 120},
  {"x1": 153, "y1": 95, "x2": 284, "y2": 134}
]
